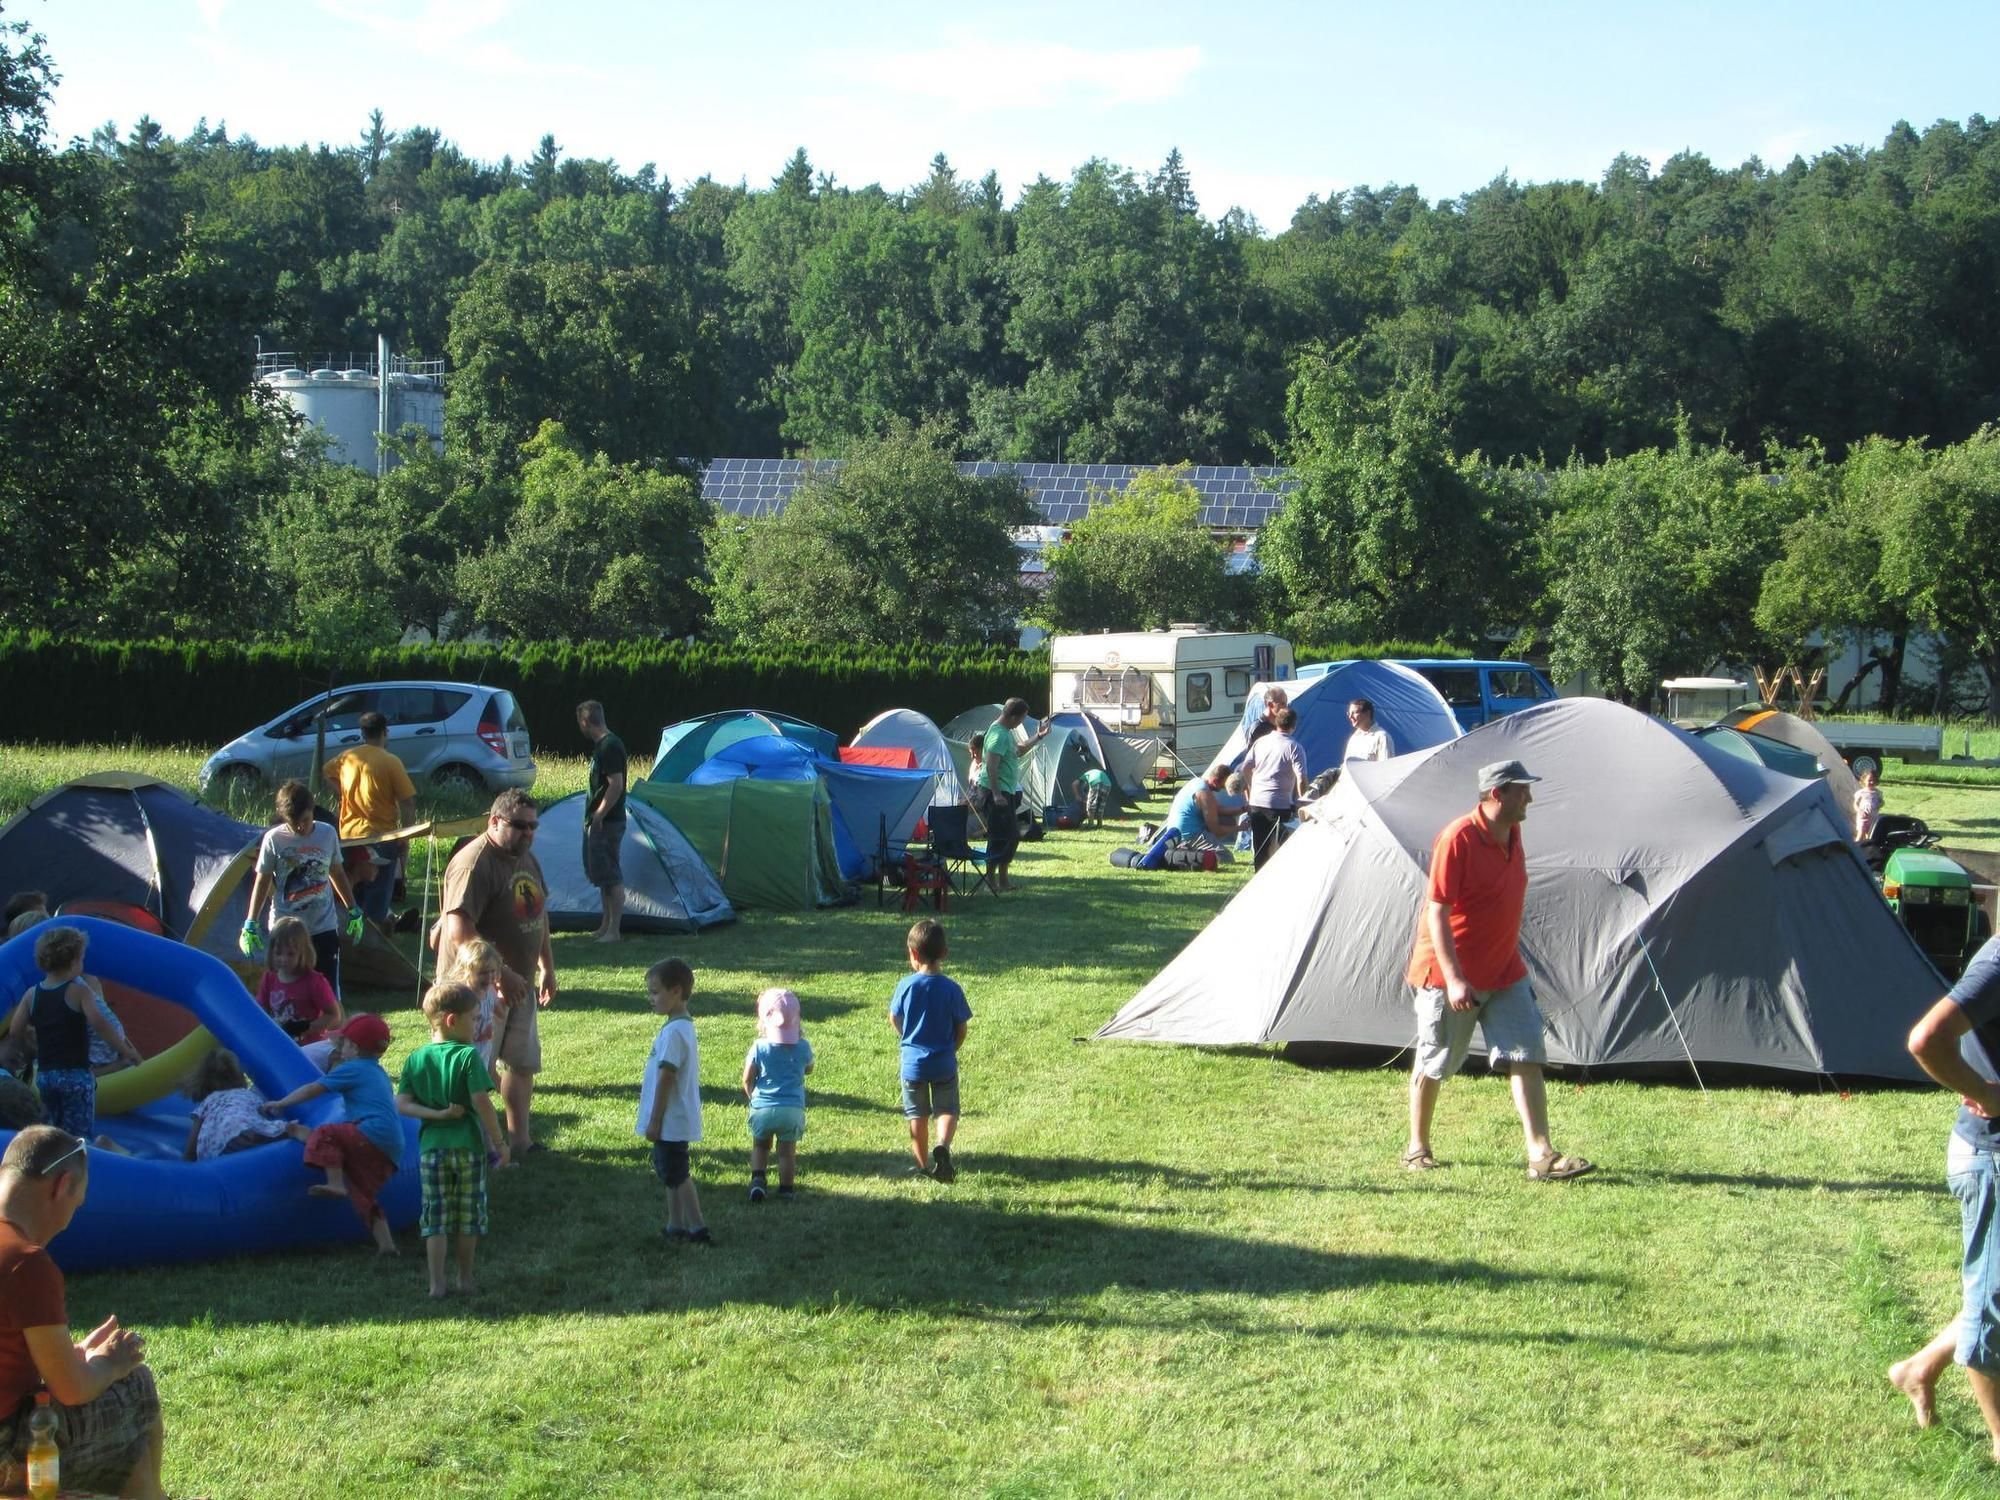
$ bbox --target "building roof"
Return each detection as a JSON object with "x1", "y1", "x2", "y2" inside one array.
[{"x1": 700, "y1": 458, "x2": 1298, "y2": 531}]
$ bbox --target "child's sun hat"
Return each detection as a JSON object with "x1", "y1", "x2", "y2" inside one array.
[{"x1": 756, "y1": 987, "x2": 801, "y2": 1045}]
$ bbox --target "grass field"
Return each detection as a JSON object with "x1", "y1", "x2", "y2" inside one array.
[{"x1": 2, "y1": 745, "x2": 2000, "y2": 1494}]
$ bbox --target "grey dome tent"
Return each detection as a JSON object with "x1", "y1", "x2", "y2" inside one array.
[
  {"x1": 534, "y1": 793, "x2": 735, "y2": 933},
  {"x1": 1098, "y1": 698, "x2": 1937, "y2": 1082}
]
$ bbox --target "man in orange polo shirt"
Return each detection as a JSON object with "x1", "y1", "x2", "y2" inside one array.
[{"x1": 1401, "y1": 759, "x2": 1595, "y2": 1181}]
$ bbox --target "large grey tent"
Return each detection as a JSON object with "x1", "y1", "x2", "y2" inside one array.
[
  {"x1": 1098, "y1": 698, "x2": 1936, "y2": 1081},
  {"x1": 534, "y1": 792, "x2": 735, "y2": 933}
]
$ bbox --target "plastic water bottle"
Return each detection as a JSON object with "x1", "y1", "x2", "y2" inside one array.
[{"x1": 26, "y1": 1390, "x2": 58, "y2": 1499}]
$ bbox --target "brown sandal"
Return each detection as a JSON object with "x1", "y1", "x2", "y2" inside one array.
[
  {"x1": 1401, "y1": 1146, "x2": 1438, "y2": 1171},
  {"x1": 1527, "y1": 1151, "x2": 1596, "y2": 1182}
]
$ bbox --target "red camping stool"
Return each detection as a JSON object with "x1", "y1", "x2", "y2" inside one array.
[{"x1": 900, "y1": 851, "x2": 950, "y2": 914}]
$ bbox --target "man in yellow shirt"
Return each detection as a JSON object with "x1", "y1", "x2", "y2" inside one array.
[{"x1": 325, "y1": 712, "x2": 417, "y2": 926}]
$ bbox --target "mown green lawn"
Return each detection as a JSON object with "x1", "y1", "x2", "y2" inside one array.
[{"x1": 1, "y1": 746, "x2": 1998, "y2": 1494}]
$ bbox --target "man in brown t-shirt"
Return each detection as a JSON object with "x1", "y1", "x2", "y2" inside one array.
[
  {"x1": 439, "y1": 788, "x2": 558, "y2": 1153},
  {"x1": 0, "y1": 1127, "x2": 164, "y2": 1497}
]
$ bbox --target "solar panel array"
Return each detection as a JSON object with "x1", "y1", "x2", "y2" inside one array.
[{"x1": 701, "y1": 458, "x2": 1297, "y2": 531}]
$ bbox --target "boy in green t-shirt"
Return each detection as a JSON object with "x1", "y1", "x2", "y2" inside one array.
[{"x1": 399, "y1": 981, "x2": 509, "y2": 1298}]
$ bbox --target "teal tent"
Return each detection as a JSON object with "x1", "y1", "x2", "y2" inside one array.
[{"x1": 651, "y1": 710, "x2": 837, "y2": 784}]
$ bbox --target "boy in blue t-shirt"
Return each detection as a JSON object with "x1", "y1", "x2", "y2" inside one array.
[{"x1": 889, "y1": 918, "x2": 971, "y2": 1182}]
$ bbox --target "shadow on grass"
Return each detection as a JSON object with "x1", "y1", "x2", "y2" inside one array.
[
  {"x1": 1618, "y1": 1168, "x2": 1938, "y2": 1196},
  {"x1": 92, "y1": 1141, "x2": 1619, "y2": 1334},
  {"x1": 86, "y1": 1136, "x2": 1632, "y2": 1336},
  {"x1": 535, "y1": 1081, "x2": 895, "y2": 1116}
]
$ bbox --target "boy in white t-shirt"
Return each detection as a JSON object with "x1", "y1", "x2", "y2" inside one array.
[{"x1": 639, "y1": 958, "x2": 710, "y2": 1245}]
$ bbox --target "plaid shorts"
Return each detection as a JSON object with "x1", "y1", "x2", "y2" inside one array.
[
  {"x1": 418, "y1": 1147, "x2": 489, "y2": 1238},
  {"x1": 0, "y1": 1365, "x2": 158, "y2": 1495}
]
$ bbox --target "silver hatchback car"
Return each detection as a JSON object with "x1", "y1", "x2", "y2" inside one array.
[{"x1": 199, "y1": 680, "x2": 537, "y2": 797}]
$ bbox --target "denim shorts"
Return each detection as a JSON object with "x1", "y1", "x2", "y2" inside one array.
[
  {"x1": 1949, "y1": 1134, "x2": 2000, "y2": 1372},
  {"x1": 1413, "y1": 976, "x2": 1548, "y2": 1080},
  {"x1": 901, "y1": 1076, "x2": 961, "y2": 1119},
  {"x1": 748, "y1": 1105, "x2": 806, "y2": 1143}
]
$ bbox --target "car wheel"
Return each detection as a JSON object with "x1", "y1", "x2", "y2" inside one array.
[
  {"x1": 432, "y1": 763, "x2": 482, "y2": 797},
  {"x1": 1849, "y1": 752, "x2": 1882, "y2": 778},
  {"x1": 211, "y1": 763, "x2": 261, "y2": 805}
]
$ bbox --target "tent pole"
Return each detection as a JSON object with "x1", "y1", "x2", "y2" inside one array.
[
  {"x1": 414, "y1": 833, "x2": 433, "y2": 1007},
  {"x1": 1635, "y1": 932, "x2": 1708, "y2": 1096}
]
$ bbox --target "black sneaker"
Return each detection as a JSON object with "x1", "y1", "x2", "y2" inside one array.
[
  {"x1": 931, "y1": 1145, "x2": 956, "y2": 1183},
  {"x1": 776, "y1": 1184, "x2": 797, "y2": 1201},
  {"x1": 660, "y1": 1227, "x2": 690, "y2": 1245},
  {"x1": 687, "y1": 1226, "x2": 715, "y2": 1246},
  {"x1": 748, "y1": 1177, "x2": 767, "y2": 1204}
]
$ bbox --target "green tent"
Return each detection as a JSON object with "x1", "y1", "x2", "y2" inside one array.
[{"x1": 630, "y1": 778, "x2": 847, "y2": 910}]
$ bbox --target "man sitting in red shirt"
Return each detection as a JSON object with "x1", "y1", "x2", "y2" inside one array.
[
  {"x1": 1401, "y1": 760, "x2": 1596, "y2": 1181},
  {"x1": 0, "y1": 1127, "x2": 165, "y2": 1497}
]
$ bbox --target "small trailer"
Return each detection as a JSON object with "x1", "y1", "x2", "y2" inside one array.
[
  {"x1": 1049, "y1": 628, "x2": 1294, "y2": 777},
  {"x1": 1813, "y1": 721, "x2": 1945, "y2": 776}
]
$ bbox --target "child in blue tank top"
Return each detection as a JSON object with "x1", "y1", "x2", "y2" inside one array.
[{"x1": 741, "y1": 987, "x2": 814, "y2": 1203}]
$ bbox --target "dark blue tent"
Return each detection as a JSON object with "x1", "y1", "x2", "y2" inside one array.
[
  {"x1": 1215, "y1": 660, "x2": 1462, "y2": 777},
  {"x1": 687, "y1": 736, "x2": 940, "y2": 879}
]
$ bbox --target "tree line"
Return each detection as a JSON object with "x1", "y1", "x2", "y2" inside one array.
[{"x1": 2, "y1": 8, "x2": 1997, "y2": 710}]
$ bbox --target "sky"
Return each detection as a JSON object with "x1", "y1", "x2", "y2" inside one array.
[{"x1": 18, "y1": 0, "x2": 2000, "y2": 230}]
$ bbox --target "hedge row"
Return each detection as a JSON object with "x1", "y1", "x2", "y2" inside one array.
[
  {"x1": 1294, "y1": 640, "x2": 1473, "y2": 667},
  {"x1": 0, "y1": 636, "x2": 1048, "y2": 750}
]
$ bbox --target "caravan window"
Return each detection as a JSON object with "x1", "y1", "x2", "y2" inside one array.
[
  {"x1": 1224, "y1": 668, "x2": 1253, "y2": 699},
  {"x1": 1079, "y1": 666, "x2": 1150, "y2": 713},
  {"x1": 1186, "y1": 672, "x2": 1213, "y2": 714}
]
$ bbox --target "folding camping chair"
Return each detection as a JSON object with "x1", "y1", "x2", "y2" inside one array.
[{"x1": 927, "y1": 803, "x2": 995, "y2": 900}]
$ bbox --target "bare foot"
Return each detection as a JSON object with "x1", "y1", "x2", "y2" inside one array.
[
  {"x1": 428, "y1": 1287, "x2": 450, "y2": 1299},
  {"x1": 1888, "y1": 1358, "x2": 1937, "y2": 1428},
  {"x1": 307, "y1": 1184, "x2": 346, "y2": 1199},
  {"x1": 594, "y1": 930, "x2": 621, "y2": 944}
]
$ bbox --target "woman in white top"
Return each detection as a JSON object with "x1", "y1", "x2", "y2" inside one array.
[{"x1": 1343, "y1": 698, "x2": 1393, "y2": 763}]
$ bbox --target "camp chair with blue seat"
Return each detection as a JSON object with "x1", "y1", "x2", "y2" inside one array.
[
  {"x1": 876, "y1": 814, "x2": 949, "y2": 912},
  {"x1": 926, "y1": 803, "x2": 995, "y2": 899}
]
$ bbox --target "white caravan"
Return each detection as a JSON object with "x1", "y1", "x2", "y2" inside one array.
[{"x1": 1049, "y1": 628, "x2": 1294, "y2": 778}]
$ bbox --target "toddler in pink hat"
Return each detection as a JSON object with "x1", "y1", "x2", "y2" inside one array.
[{"x1": 741, "y1": 987, "x2": 813, "y2": 1202}]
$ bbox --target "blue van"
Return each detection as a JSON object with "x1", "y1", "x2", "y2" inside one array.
[{"x1": 1392, "y1": 659, "x2": 1560, "y2": 731}]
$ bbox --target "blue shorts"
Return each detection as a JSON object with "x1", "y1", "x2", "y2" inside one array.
[
  {"x1": 748, "y1": 1106, "x2": 806, "y2": 1143},
  {"x1": 1950, "y1": 1134, "x2": 2000, "y2": 1372},
  {"x1": 1412, "y1": 976, "x2": 1548, "y2": 1080},
  {"x1": 36, "y1": 1067, "x2": 95, "y2": 1138},
  {"x1": 901, "y1": 1076, "x2": 961, "y2": 1119}
]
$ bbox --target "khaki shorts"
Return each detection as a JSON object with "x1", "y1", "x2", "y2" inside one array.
[
  {"x1": 494, "y1": 987, "x2": 542, "y2": 1074},
  {"x1": 1413, "y1": 976, "x2": 1547, "y2": 1081}
]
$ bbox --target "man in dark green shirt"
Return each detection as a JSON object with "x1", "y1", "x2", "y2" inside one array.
[{"x1": 577, "y1": 699, "x2": 628, "y2": 942}]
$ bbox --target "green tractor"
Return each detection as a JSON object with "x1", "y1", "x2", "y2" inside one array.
[{"x1": 1881, "y1": 844, "x2": 1992, "y2": 980}]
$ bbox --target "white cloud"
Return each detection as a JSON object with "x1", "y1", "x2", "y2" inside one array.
[
  {"x1": 852, "y1": 33, "x2": 1202, "y2": 112},
  {"x1": 194, "y1": 0, "x2": 230, "y2": 28}
]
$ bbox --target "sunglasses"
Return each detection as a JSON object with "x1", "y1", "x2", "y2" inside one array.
[{"x1": 38, "y1": 1138, "x2": 86, "y2": 1179}]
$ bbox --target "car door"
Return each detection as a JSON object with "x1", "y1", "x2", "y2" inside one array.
[
  {"x1": 1417, "y1": 667, "x2": 1485, "y2": 731},
  {"x1": 375, "y1": 685, "x2": 470, "y2": 778},
  {"x1": 270, "y1": 689, "x2": 377, "y2": 783},
  {"x1": 1486, "y1": 667, "x2": 1556, "y2": 720}
]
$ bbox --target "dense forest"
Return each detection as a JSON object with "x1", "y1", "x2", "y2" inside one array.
[{"x1": 2, "y1": 8, "x2": 1998, "y2": 708}]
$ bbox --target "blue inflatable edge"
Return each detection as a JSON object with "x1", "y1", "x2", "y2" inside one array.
[{"x1": 0, "y1": 917, "x2": 420, "y2": 1272}]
